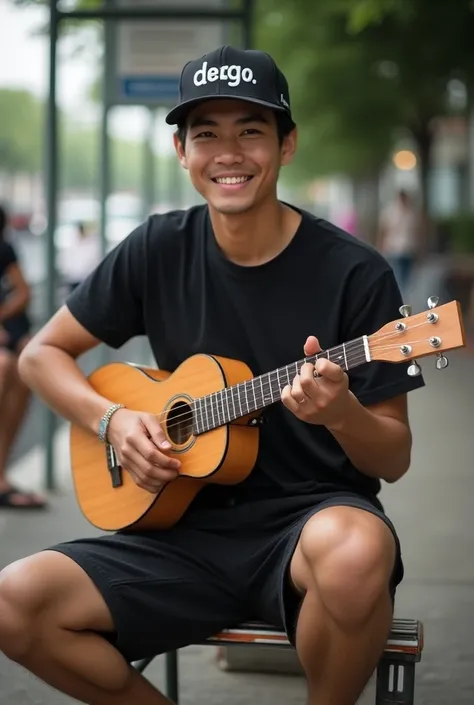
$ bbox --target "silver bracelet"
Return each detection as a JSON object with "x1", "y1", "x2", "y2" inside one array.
[{"x1": 98, "y1": 403, "x2": 125, "y2": 444}]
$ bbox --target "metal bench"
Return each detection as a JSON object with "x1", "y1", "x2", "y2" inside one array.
[{"x1": 133, "y1": 617, "x2": 424, "y2": 704}]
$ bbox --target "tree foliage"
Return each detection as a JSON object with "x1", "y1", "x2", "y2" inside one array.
[
  {"x1": 256, "y1": 0, "x2": 474, "y2": 197},
  {"x1": 0, "y1": 90, "x2": 43, "y2": 174},
  {"x1": 0, "y1": 88, "x2": 154, "y2": 192}
]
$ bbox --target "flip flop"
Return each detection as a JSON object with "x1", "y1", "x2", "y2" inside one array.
[{"x1": 0, "y1": 486, "x2": 48, "y2": 510}]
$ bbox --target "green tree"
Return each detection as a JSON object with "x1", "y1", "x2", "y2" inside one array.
[
  {"x1": 257, "y1": 0, "x2": 474, "y2": 211},
  {"x1": 0, "y1": 89, "x2": 43, "y2": 175},
  {"x1": 60, "y1": 123, "x2": 146, "y2": 192}
]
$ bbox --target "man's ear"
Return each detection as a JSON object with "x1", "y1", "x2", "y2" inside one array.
[
  {"x1": 173, "y1": 132, "x2": 188, "y2": 170},
  {"x1": 280, "y1": 127, "x2": 297, "y2": 167}
]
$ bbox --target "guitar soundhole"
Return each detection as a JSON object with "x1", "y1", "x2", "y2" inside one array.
[{"x1": 166, "y1": 401, "x2": 194, "y2": 446}]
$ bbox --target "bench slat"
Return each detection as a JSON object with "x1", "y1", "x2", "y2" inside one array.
[{"x1": 206, "y1": 618, "x2": 423, "y2": 660}]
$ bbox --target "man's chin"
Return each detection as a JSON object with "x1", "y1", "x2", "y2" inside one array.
[{"x1": 209, "y1": 198, "x2": 255, "y2": 216}]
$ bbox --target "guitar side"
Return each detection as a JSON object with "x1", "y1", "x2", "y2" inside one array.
[{"x1": 70, "y1": 355, "x2": 260, "y2": 532}]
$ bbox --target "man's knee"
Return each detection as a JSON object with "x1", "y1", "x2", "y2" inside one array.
[
  {"x1": 0, "y1": 556, "x2": 50, "y2": 661},
  {"x1": 292, "y1": 506, "x2": 396, "y2": 625},
  {"x1": 0, "y1": 550, "x2": 111, "y2": 664}
]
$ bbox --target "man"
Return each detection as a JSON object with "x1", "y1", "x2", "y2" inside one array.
[
  {"x1": 377, "y1": 189, "x2": 422, "y2": 294},
  {"x1": 58, "y1": 221, "x2": 101, "y2": 294},
  {"x1": 0, "y1": 46, "x2": 424, "y2": 705}
]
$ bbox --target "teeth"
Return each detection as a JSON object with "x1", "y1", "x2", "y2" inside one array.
[{"x1": 215, "y1": 176, "x2": 250, "y2": 184}]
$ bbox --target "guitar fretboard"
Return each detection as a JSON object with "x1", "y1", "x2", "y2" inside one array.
[{"x1": 192, "y1": 336, "x2": 370, "y2": 435}]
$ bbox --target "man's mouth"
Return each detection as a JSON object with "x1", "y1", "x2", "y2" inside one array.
[{"x1": 211, "y1": 175, "x2": 254, "y2": 185}]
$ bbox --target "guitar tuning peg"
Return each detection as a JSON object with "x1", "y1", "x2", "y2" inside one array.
[
  {"x1": 399, "y1": 304, "x2": 412, "y2": 318},
  {"x1": 407, "y1": 360, "x2": 422, "y2": 377},
  {"x1": 436, "y1": 353, "x2": 449, "y2": 370},
  {"x1": 427, "y1": 296, "x2": 439, "y2": 309}
]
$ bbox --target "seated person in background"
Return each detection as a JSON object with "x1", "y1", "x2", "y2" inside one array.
[{"x1": 0, "y1": 204, "x2": 46, "y2": 509}]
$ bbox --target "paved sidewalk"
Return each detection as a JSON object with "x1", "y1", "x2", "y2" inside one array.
[{"x1": 0, "y1": 348, "x2": 473, "y2": 705}]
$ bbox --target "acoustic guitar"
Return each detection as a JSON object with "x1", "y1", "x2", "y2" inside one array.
[{"x1": 70, "y1": 297, "x2": 466, "y2": 532}]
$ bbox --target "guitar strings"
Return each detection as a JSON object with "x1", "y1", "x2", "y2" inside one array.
[
  {"x1": 367, "y1": 319, "x2": 435, "y2": 343},
  {"x1": 153, "y1": 320, "x2": 436, "y2": 432},
  {"x1": 149, "y1": 335, "x2": 433, "y2": 435}
]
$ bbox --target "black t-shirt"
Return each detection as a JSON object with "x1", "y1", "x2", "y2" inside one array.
[{"x1": 67, "y1": 204, "x2": 424, "y2": 504}]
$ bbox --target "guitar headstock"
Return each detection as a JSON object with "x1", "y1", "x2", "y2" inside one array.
[{"x1": 368, "y1": 297, "x2": 466, "y2": 376}]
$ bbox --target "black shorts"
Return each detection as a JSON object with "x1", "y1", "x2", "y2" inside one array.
[
  {"x1": 49, "y1": 490, "x2": 403, "y2": 663},
  {"x1": 2, "y1": 312, "x2": 30, "y2": 353}
]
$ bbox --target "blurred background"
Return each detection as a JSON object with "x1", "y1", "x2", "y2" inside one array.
[{"x1": 0, "y1": 1, "x2": 473, "y2": 704}]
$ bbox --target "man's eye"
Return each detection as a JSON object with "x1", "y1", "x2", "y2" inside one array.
[
  {"x1": 242, "y1": 128, "x2": 262, "y2": 135},
  {"x1": 195, "y1": 131, "x2": 215, "y2": 138}
]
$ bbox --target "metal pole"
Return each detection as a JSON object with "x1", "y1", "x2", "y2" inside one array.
[
  {"x1": 165, "y1": 651, "x2": 179, "y2": 703},
  {"x1": 98, "y1": 7, "x2": 114, "y2": 367},
  {"x1": 44, "y1": 0, "x2": 59, "y2": 491},
  {"x1": 242, "y1": 0, "x2": 253, "y2": 48},
  {"x1": 98, "y1": 104, "x2": 112, "y2": 367},
  {"x1": 142, "y1": 109, "x2": 156, "y2": 220},
  {"x1": 99, "y1": 2, "x2": 113, "y2": 266},
  {"x1": 99, "y1": 105, "x2": 110, "y2": 262}
]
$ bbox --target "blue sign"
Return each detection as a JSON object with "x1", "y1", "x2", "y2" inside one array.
[{"x1": 120, "y1": 76, "x2": 180, "y2": 103}]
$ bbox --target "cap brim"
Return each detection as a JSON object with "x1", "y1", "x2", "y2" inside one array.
[{"x1": 165, "y1": 94, "x2": 291, "y2": 125}]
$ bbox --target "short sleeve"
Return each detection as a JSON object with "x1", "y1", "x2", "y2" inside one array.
[
  {"x1": 66, "y1": 222, "x2": 147, "y2": 349},
  {"x1": 342, "y1": 265, "x2": 425, "y2": 406}
]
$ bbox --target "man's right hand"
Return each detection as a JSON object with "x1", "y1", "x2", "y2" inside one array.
[{"x1": 106, "y1": 409, "x2": 181, "y2": 493}]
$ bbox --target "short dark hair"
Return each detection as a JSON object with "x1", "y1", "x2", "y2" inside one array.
[{"x1": 175, "y1": 111, "x2": 295, "y2": 148}]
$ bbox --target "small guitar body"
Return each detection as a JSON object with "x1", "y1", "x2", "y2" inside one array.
[{"x1": 70, "y1": 354, "x2": 260, "y2": 532}]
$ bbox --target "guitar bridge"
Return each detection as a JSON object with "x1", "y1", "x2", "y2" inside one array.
[{"x1": 105, "y1": 443, "x2": 123, "y2": 488}]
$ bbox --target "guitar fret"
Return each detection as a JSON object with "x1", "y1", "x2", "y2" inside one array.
[
  {"x1": 342, "y1": 342, "x2": 348, "y2": 370},
  {"x1": 221, "y1": 390, "x2": 226, "y2": 422},
  {"x1": 265, "y1": 374, "x2": 272, "y2": 402},
  {"x1": 230, "y1": 385, "x2": 237, "y2": 421},
  {"x1": 236, "y1": 385, "x2": 243, "y2": 417},
  {"x1": 333, "y1": 346, "x2": 344, "y2": 367},
  {"x1": 224, "y1": 387, "x2": 231, "y2": 423},
  {"x1": 212, "y1": 393, "x2": 219, "y2": 427},
  {"x1": 244, "y1": 381, "x2": 250, "y2": 414},
  {"x1": 218, "y1": 390, "x2": 224, "y2": 425},
  {"x1": 195, "y1": 398, "x2": 203, "y2": 434},
  {"x1": 277, "y1": 368, "x2": 283, "y2": 392},
  {"x1": 269, "y1": 372, "x2": 275, "y2": 402},
  {"x1": 209, "y1": 394, "x2": 216, "y2": 429},
  {"x1": 250, "y1": 378, "x2": 257, "y2": 411}
]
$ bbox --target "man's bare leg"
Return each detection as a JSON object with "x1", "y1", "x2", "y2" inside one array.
[
  {"x1": 0, "y1": 338, "x2": 46, "y2": 506},
  {"x1": 0, "y1": 360, "x2": 31, "y2": 474},
  {"x1": 0, "y1": 552, "x2": 173, "y2": 704},
  {"x1": 290, "y1": 506, "x2": 397, "y2": 705},
  {"x1": 0, "y1": 348, "x2": 20, "y2": 487}
]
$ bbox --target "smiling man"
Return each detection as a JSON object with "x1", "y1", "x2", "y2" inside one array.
[{"x1": 0, "y1": 46, "x2": 424, "y2": 705}]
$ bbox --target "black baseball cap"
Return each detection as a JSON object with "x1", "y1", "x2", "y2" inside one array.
[{"x1": 165, "y1": 45, "x2": 295, "y2": 127}]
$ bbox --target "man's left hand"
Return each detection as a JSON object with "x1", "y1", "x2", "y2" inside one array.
[{"x1": 281, "y1": 335, "x2": 350, "y2": 430}]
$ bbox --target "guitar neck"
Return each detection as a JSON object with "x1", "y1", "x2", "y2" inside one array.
[{"x1": 193, "y1": 335, "x2": 370, "y2": 435}]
